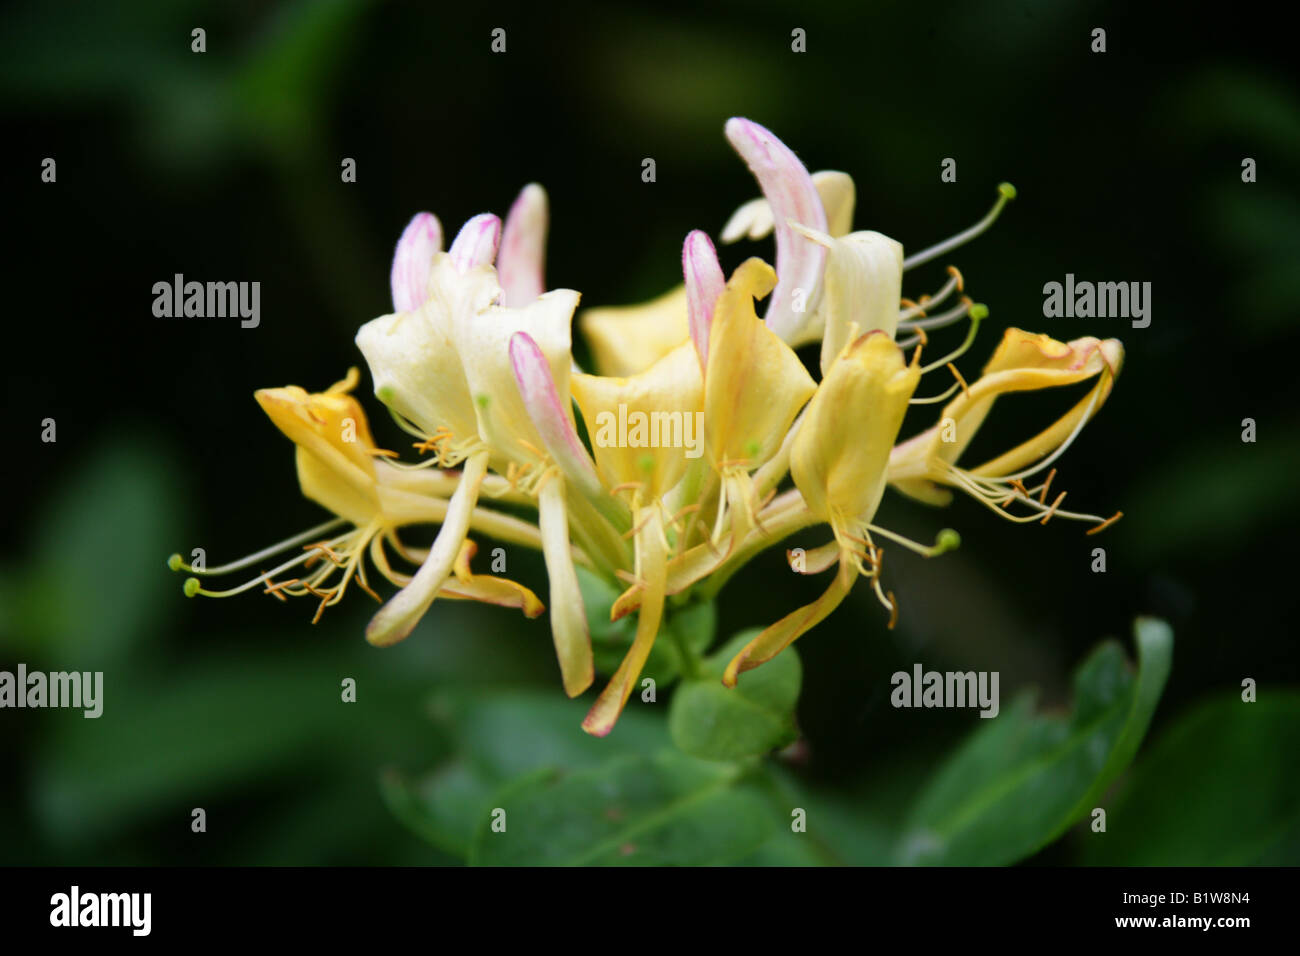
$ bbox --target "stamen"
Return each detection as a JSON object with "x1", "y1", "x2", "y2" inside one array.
[
  {"x1": 304, "y1": 540, "x2": 346, "y2": 566},
  {"x1": 948, "y1": 362, "x2": 970, "y2": 398},
  {"x1": 898, "y1": 270, "x2": 962, "y2": 322},
  {"x1": 184, "y1": 545, "x2": 328, "y2": 599},
  {"x1": 903, "y1": 182, "x2": 1016, "y2": 271},
  {"x1": 1039, "y1": 491, "x2": 1067, "y2": 525},
  {"x1": 920, "y1": 304, "x2": 987, "y2": 375},
  {"x1": 169, "y1": 517, "x2": 347, "y2": 575},
  {"x1": 985, "y1": 387, "x2": 1101, "y2": 484},
  {"x1": 1038, "y1": 468, "x2": 1057, "y2": 505},
  {"x1": 262, "y1": 574, "x2": 294, "y2": 601},
  {"x1": 1086, "y1": 511, "x2": 1124, "y2": 535},
  {"x1": 944, "y1": 462, "x2": 1115, "y2": 527},
  {"x1": 911, "y1": 383, "x2": 961, "y2": 408},
  {"x1": 898, "y1": 298, "x2": 972, "y2": 334},
  {"x1": 867, "y1": 524, "x2": 961, "y2": 558}
]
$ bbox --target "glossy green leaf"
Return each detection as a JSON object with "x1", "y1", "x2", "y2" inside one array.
[
  {"x1": 895, "y1": 617, "x2": 1173, "y2": 865},
  {"x1": 1081, "y1": 691, "x2": 1300, "y2": 865},
  {"x1": 668, "y1": 629, "x2": 801, "y2": 760},
  {"x1": 468, "y1": 751, "x2": 771, "y2": 865}
]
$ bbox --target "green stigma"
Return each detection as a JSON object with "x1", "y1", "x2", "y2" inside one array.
[
  {"x1": 997, "y1": 182, "x2": 1017, "y2": 201},
  {"x1": 935, "y1": 529, "x2": 962, "y2": 554},
  {"x1": 167, "y1": 553, "x2": 183, "y2": 571},
  {"x1": 183, "y1": 577, "x2": 201, "y2": 598},
  {"x1": 968, "y1": 303, "x2": 989, "y2": 322}
]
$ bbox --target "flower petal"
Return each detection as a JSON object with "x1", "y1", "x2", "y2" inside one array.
[
  {"x1": 571, "y1": 341, "x2": 704, "y2": 501},
  {"x1": 498, "y1": 184, "x2": 548, "y2": 307},
  {"x1": 723, "y1": 552, "x2": 855, "y2": 686},
  {"x1": 538, "y1": 478, "x2": 594, "y2": 697},
  {"x1": 365, "y1": 451, "x2": 489, "y2": 647},
  {"x1": 724, "y1": 118, "x2": 828, "y2": 342},
  {"x1": 579, "y1": 285, "x2": 690, "y2": 377},
  {"x1": 457, "y1": 288, "x2": 582, "y2": 470},
  {"x1": 390, "y1": 212, "x2": 443, "y2": 312},
  {"x1": 888, "y1": 330, "x2": 1124, "y2": 499},
  {"x1": 704, "y1": 258, "x2": 816, "y2": 471},
  {"x1": 509, "y1": 331, "x2": 605, "y2": 502},
  {"x1": 721, "y1": 170, "x2": 855, "y2": 243},
  {"x1": 785, "y1": 226, "x2": 903, "y2": 370},
  {"x1": 683, "y1": 230, "x2": 726, "y2": 369},
  {"x1": 583, "y1": 508, "x2": 667, "y2": 736},
  {"x1": 793, "y1": 331, "x2": 919, "y2": 525},
  {"x1": 448, "y1": 213, "x2": 502, "y2": 274}
]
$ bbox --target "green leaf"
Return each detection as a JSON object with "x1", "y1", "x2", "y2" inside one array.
[
  {"x1": 468, "y1": 751, "x2": 772, "y2": 865},
  {"x1": 1081, "y1": 691, "x2": 1300, "y2": 865},
  {"x1": 668, "y1": 629, "x2": 801, "y2": 760},
  {"x1": 383, "y1": 688, "x2": 672, "y2": 858},
  {"x1": 430, "y1": 688, "x2": 669, "y2": 781},
  {"x1": 740, "y1": 764, "x2": 903, "y2": 866},
  {"x1": 895, "y1": 617, "x2": 1173, "y2": 865},
  {"x1": 381, "y1": 760, "x2": 499, "y2": 859}
]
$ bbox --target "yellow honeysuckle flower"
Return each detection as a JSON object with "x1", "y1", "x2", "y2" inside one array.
[
  {"x1": 171, "y1": 116, "x2": 1127, "y2": 740},
  {"x1": 171, "y1": 367, "x2": 548, "y2": 623},
  {"x1": 888, "y1": 328, "x2": 1124, "y2": 532}
]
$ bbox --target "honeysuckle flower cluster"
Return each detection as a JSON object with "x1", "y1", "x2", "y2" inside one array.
[{"x1": 171, "y1": 118, "x2": 1124, "y2": 736}]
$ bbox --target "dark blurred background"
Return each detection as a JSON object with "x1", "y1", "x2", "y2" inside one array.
[{"x1": 1, "y1": 0, "x2": 1296, "y2": 864}]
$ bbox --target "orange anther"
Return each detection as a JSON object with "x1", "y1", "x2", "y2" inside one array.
[
  {"x1": 1039, "y1": 491, "x2": 1067, "y2": 525},
  {"x1": 1038, "y1": 468, "x2": 1057, "y2": 505},
  {"x1": 1086, "y1": 511, "x2": 1124, "y2": 535},
  {"x1": 947, "y1": 362, "x2": 970, "y2": 399}
]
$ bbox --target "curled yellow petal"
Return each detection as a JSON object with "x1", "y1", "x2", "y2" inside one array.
[{"x1": 723, "y1": 551, "x2": 855, "y2": 686}]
